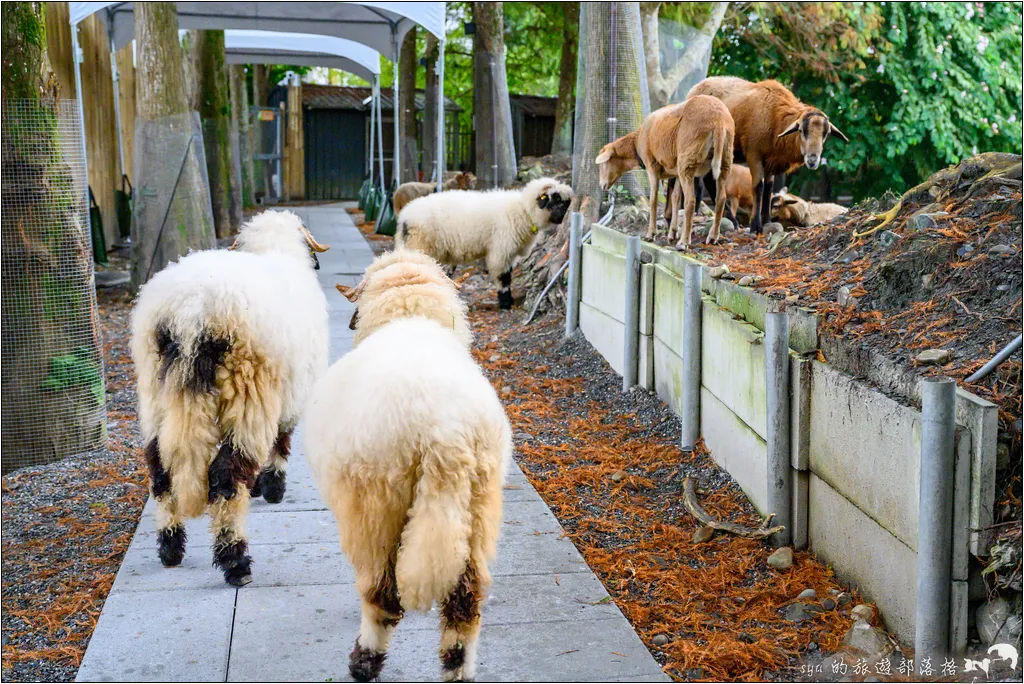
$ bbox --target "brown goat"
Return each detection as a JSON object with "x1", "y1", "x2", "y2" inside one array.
[
  {"x1": 393, "y1": 172, "x2": 474, "y2": 216},
  {"x1": 688, "y1": 77, "x2": 848, "y2": 235},
  {"x1": 596, "y1": 96, "x2": 734, "y2": 248},
  {"x1": 725, "y1": 164, "x2": 755, "y2": 226}
]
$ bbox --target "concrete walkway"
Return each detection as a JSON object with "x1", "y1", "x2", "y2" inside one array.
[{"x1": 77, "y1": 204, "x2": 667, "y2": 683}]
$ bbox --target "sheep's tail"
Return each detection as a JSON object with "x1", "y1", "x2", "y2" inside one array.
[
  {"x1": 394, "y1": 442, "x2": 476, "y2": 613},
  {"x1": 711, "y1": 122, "x2": 729, "y2": 180}
]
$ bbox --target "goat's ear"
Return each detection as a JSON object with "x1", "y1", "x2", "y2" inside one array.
[
  {"x1": 595, "y1": 149, "x2": 613, "y2": 164},
  {"x1": 828, "y1": 121, "x2": 850, "y2": 142},
  {"x1": 778, "y1": 186, "x2": 789, "y2": 195},
  {"x1": 335, "y1": 283, "x2": 360, "y2": 302},
  {"x1": 784, "y1": 197, "x2": 802, "y2": 206},
  {"x1": 777, "y1": 120, "x2": 801, "y2": 138}
]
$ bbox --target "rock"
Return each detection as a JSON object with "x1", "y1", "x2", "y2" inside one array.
[
  {"x1": 851, "y1": 604, "x2": 875, "y2": 623},
  {"x1": 768, "y1": 230, "x2": 790, "y2": 250},
  {"x1": 841, "y1": 619, "x2": 894, "y2": 661},
  {"x1": 785, "y1": 294, "x2": 800, "y2": 303},
  {"x1": 488, "y1": 354, "x2": 500, "y2": 363},
  {"x1": 837, "y1": 592, "x2": 853, "y2": 607},
  {"x1": 692, "y1": 526, "x2": 715, "y2": 544},
  {"x1": 783, "y1": 602, "x2": 812, "y2": 622},
  {"x1": 767, "y1": 547, "x2": 794, "y2": 571},
  {"x1": 997, "y1": 283, "x2": 1011, "y2": 292},
  {"x1": 685, "y1": 668, "x2": 704, "y2": 680},
  {"x1": 652, "y1": 633, "x2": 670, "y2": 647},
  {"x1": 876, "y1": 230, "x2": 901, "y2": 249},
  {"x1": 738, "y1": 275, "x2": 755, "y2": 287},
  {"x1": 738, "y1": 632, "x2": 756, "y2": 644},
  {"x1": 957, "y1": 243, "x2": 976, "y2": 258},
  {"x1": 912, "y1": 214, "x2": 937, "y2": 230},
  {"x1": 921, "y1": 273, "x2": 935, "y2": 290},
  {"x1": 718, "y1": 217, "x2": 735, "y2": 233},
  {"x1": 915, "y1": 348, "x2": 952, "y2": 365},
  {"x1": 839, "y1": 249, "x2": 860, "y2": 264},
  {"x1": 709, "y1": 265, "x2": 730, "y2": 279},
  {"x1": 501, "y1": 386, "x2": 512, "y2": 394},
  {"x1": 997, "y1": 443, "x2": 1011, "y2": 473},
  {"x1": 610, "y1": 470, "x2": 627, "y2": 483},
  {"x1": 822, "y1": 598, "x2": 837, "y2": 611},
  {"x1": 798, "y1": 588, "x2": 817, "y2": 600},
  {"x1": 977, "y1": 596, "x2": 1023, "y2": 645},
  {"x1": 764, "y1": 221, "x2": 785, "y2": 235},
  {"x1": 837, "y1": 285, "x2": 856, "y2": 307},
  {"x1": 988, "y1": 243, "x2": 1013, "y2": 255},
  {"x1": 95, "y1": 271, "x2": 130, "y2": 288}
]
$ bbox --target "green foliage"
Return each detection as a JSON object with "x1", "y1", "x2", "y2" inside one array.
[{"x1": 712, "y1": 2, "x2": 1023, "y2": 200}]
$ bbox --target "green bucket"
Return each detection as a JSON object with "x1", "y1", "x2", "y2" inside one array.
[
  {"x1": 88, "y1": 188, "x2": 107, "y2": 264},
  {"x1": 375, "y1": 189, "x2": 397, "y2": 236},
  {"x1": 115, "y1": 175, "x2": 132, "y2": 240},
  {"x1": 357, "y1": 178, "x2": 371, "y2": 210}
]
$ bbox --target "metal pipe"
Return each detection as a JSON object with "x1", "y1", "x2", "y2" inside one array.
[
  {"x1": 392, "y1": 29, "x2": 400, "y2": 188},
  {"x1": 565, "y1": 212, "x2": 584, "y2": 338},
  {"x1": 681, "y1": 262, "x2": 702, "y2": 448},
  {"x1": 966, "y1": 333, "x2": 1022, "y2": 383},
  {"x1": 376, "y1": 80, "x2": 385, "y2": 191},
  {"x1": 70, "y1": 21, "x2": 95, "y2": 254},
  {"x1": 436, "y1": 38, "x2": 446, "y2": 192},
  {"x1": 623, "y1": 235, "x2": 641, "y2": 391},
  {"x1": 765, "y1": 311, "x2": 792, "y2": 547},
  {"x1": 490, "y1": 56, "x2": 498, "y2": 188},
  {"x1": 916, "y1": 376, "x2": 957, "y2": 668},
  {"x1": 368, "y1": 76, "x2": 377, "y2": 182}
]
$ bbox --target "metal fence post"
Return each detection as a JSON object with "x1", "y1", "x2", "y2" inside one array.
[
  {"x1": 681, "y1": 262, "x2": 702, "y2": 448},
  {"x1": 765, "y1": 311, "x2": 792, "y2": 547},
  {"x1": 565, "y1": 212, "x2": 583, "y2": 338},
  {"x1": 916, "y1": 376, "x2": 956, "y2": 669},
  {"x1": 622, "y1": 235, "x2": 641, "y2": 391}
]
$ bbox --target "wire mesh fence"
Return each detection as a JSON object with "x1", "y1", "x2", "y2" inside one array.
[
  {"x1": 572, "y1": 2, "x2": 651, "y2": 212},
  {"x1": 251, "y1": 106, "x2": 283, "y2": 204},
  {"x1": 1, "y1": 99, "x2": 106, "y2": 473}
]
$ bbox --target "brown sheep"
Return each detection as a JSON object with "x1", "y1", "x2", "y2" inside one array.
[
  {"x1": 725, "y1": 164, "x2": 755, "y2": 226},
  {"x1": 771, "y1": 189, "x2": 847, "y2": 227},
  {"x1": 595, "y1": 96, "x2": 734, "y2": 247},
  {"x1": 393, "y1": 172, "x2": 474, "y2": 216},
  {"x1": 688, "y1": 77, "x2": 848, "y2": 235}
]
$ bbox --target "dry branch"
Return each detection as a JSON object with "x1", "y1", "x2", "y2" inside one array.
[{"x1": 682, "y1": 477, "x2": 785, "y2": 539}]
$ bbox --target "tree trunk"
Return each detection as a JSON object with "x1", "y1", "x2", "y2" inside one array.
[
  {"x1": 132, "y1": 1, "x2": 215, "y2": 291},
  {"x1": 2, "y1": 1, "x2": 106, "y2": 470},
  {"x1": 421, "y1": 32, "x2": 438, "y2": 179},
  {"x1": 251, "y1": 64, "x2": 269, "y2": 201},
  {"x1": 640, "y1": 1, "x2": 728, "y2": 110},
  {"x1": 115, "y1": 42, "x2": 136, "y2": 182},
  {"x1": 551, "y1": 2, "x2": 579, "y2": 157},
  {"x1": 188, "y1": 29, "x2": 239, "y2": 237},
  {"x1": 230, "y1": 65, "x2": 255, "y2": 208},
  {"x1": 79, "y1": 14, "x2": 120, "y2": 247},
  {"x1": 473, "y1": 2, "x2": 517, "y2": 187},
  {"x1": 573, "y1": 2, "x2": 650, "y2": 210},
  {"x1": 399, "y1": 27, "x2": 418, "y2": 183}
]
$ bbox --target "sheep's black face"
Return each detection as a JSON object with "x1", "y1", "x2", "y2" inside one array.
[{"x1": 538, "y1": 191, "x2": 571, "y2": 225}]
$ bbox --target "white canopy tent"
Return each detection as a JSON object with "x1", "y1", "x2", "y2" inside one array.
[{"x1": 69, "y1": 1, "x2": 447, "y2": 196}]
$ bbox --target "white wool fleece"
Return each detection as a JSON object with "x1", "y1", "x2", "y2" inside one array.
[
  {"x1": 395, "y1": 177, "x2": 573, "y2": 282},
  {"x1": 130, "y1": 210, "x2": 329, "y2": 439}
]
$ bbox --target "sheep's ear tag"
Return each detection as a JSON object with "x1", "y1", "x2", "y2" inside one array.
[{"x1": 531, "y1": 223, "x2": 539, "y2": 234}]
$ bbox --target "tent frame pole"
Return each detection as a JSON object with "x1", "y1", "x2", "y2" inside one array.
[
  {"x1": 108, "y1": 32, "x2": 126, "y2": 181},
  {"x1": 368, "y1": 75, "x2": 377, "y2": 183},
  {"x1": 392, "y1": 27, "x2": 400, "y2": 188},
  {"x1": 376, "y1": 78, "x2": 385, "y2": 191},
  {"x1": 436, "y1": 37, "x2": 445, "y2": 192}
]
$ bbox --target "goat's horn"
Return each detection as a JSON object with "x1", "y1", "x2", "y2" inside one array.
[
  {"x1": 301, "y1": 227, "x2": 331, "y2": 253},
  {"x1": 829, "y1": 121, "x2": 850, "y2": 142},
  {"x1": 777, "y1": 120, "x2": 801, "y2": 138}
]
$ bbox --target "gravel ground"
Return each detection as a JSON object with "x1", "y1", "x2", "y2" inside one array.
[{"x1": 1, "y1": 282, "x2": 147, "y2": 682}]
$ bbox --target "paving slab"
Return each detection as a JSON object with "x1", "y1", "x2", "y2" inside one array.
[{"x1": 77, "y1": 204, "x2": 667, "y2": 683}]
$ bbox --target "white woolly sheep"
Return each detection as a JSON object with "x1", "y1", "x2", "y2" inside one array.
[
  {"x1": 395, "y1": 177, "x2": 573, "y2": 309},
  {"x1": 130, "y1": 209, "x2": 330, "y2": 586},
  {"x1": 308, "y1": 250, "x2": 511, "y2": 682}
]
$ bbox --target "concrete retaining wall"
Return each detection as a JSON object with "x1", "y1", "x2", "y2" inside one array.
[{"x1": 577, "y1": 224, "x2": 998, "y2": 648}]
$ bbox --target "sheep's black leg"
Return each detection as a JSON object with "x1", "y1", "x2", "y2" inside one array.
[
  {"x1": 439, "y1": 562, "x2": 483, "y2": 683},
  {"x1": 761, "y1": 175, "x2": 774, "y2": 225},
  {"x1": 691, "y1": 177, "x2": 702, "y2": 216},
  {"x1": 209, "y1": 442, "x2": 258, "y2": 586},
  {"x1": 251, "y1": 428, "x2": 292, "y2": 504},
  {"x1": 497, "y1": 271, "x2": 514, "y2": 310},
  {"x1": 147, "y1": 438, "x2": 188, "y2": 567},
  {"x1": 750, "y1": 179, "x2": 765, "y2": 235},
  {"x1": 351, "y1": 550, "x2": 404, "y2": 682}
]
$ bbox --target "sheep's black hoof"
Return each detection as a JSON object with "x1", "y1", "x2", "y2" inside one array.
[
  {"x1": 497, "y1": 290, "x2": 514, "y2": 310},
  {"x1": 257, "y1": 469, "x2": 286, "y2": 504},
  {"x1": 349, "y1": 642, "x2": 386, "y2": 682},
  {"x1": 158, "y1": 525, "x2": 186, "y2": 567},
  {"x1": 214, "y1": 540, "x2": 252, "y2": 586},
  {"x1": 249, "y1": 475, "x2": 263, "y2": 498}
]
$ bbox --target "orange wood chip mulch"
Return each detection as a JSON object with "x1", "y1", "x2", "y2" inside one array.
[{"x1": 461, "y1": 278, "x2": 868, "y2": 682}]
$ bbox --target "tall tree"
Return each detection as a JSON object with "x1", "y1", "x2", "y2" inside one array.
[
  {"x1": 573, "y1": 2, "x2": 650, "y2": 210},
  {"x1": 551, "y1": 2, "x2": 579, "y2": 156},
  {"x1": 640, "y1": 1, "x2": 728, "y2": 110},
  {"x1": 421, "y1": 32, "x2": 439, "y2": 179},
  {"x1": 398, "y1": 27, "x2": 418, "y2": 183},
  {"x1": 132, "y1": 2, "x2": 215, "y2": 290},
  {"x1": 2, "y1": 1, "x2": 106, "y2": 468},
  {"x1": 187, "y1": 29, "x2": 239, "y2": 237},
  {"x1": 473, "y1": 2, "x2": 516, "y2": 186}
]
